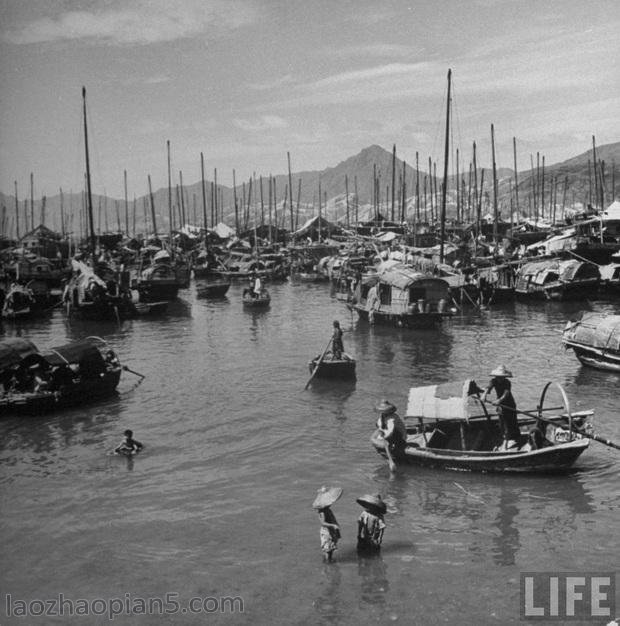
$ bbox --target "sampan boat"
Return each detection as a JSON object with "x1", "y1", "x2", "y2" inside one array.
[
  {"x1": 242, "y1": 289, "x2": 270, "y2": 308},
  {"x1": 562, "y1": 312, "x2": 620, "y2": 372},
  {"x1": 308, "y1": 352, "x2": 356, "y2": 380},
  {"x1": 371, "y1": 380, "x2": 590, "y2": 473},
  {"x1": 0, "y1": 337, "x2": 123, "y2": 416}
]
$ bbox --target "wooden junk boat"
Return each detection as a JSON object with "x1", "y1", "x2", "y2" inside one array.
[
  {"x1": 562, "y1": 312, "x2": 620, "y2": 372},
  {"x1": 308, "y1": 352, "x2": 356, "y2": 380},
  {"x1": 0, "y1": 337, "x2": 123, "y2": 415},
  {"x1": 63, "y1": 261, "x2": 129, "y2": 320},
  {"x1": 133, "y1": 250, "x2": 181, "y2": 302},
  {"x1": 515, "y1": 259, "x2": 600, "y2": 301},
  {"x1": 370, "y1": 380, "x2": 590, "y2": 473},
  {"x1": 348, "y1": 261, "x2": 452, "y2": 328}
]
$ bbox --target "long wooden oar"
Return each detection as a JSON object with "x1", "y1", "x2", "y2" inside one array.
[
  {"x1": 122, "y1": 365, "x2": 145, "y2": 379},
  {"x1": 484, "y1": 399, "x2": 620, "y2": 451},
  {"x1": 304, "y1": 337, "x2": 332, "y2": 389}
]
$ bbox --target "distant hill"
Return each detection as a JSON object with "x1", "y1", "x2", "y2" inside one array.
[{"x1": 0, "y1": 141, "x2": 618, "y2": 237}]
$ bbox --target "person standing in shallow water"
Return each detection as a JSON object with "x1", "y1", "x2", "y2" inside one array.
[
  {"x1": 313, "y1": 486, "x2": 342, "y2": 563},
  {"x1": 356, "y1": 494, "x2": 387, "y2": 553},
  {"x1": 331, "y1": 320, "x2": 344, "y2": 360}
]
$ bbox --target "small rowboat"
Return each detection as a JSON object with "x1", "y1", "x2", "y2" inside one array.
[
  {"x1": 242, "y1": 289, "x2": 270, "y2": 308},
  {"x1": 196, "y1": 273, "x2": 231, "y2": 298},
  {"x1": 308, "y1": 352, "x2": 356, "y2": 380},
  {"x1": 371, "y1": 380, "x2": 591, "y2": 473}
]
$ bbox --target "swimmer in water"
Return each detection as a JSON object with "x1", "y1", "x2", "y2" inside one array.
[{"x1": 114, "y1": 429, "x2": 143, "y2": 455}]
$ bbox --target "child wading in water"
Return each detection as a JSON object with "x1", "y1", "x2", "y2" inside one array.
[
  {"x1": 356, "y1": 493, "x2": 387, "y2": 553},
  {"x1": 312, "y1": 486, "x2": 342, "y2": 562},
  {"x1": 114, "y1": 429, "x2": 143, "y2": 456}
]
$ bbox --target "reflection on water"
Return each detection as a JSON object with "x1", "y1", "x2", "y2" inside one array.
[{"x1": 357, "y1": 552, "x2": 389, "y2": 607}]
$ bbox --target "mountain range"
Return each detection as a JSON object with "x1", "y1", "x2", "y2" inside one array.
[{"x1": 1, "y1": 141, "x2": 618, "y2": 237}]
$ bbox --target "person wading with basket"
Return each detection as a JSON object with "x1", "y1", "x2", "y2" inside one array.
[{"x1": 312, "y1": 486, "x2": 342, "y2": 563}]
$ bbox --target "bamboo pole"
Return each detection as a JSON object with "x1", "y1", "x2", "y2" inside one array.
[
  {"x1": 513, "y1": 137, "x2": 519, "y2": 218},
  {"x1": 345, "y1": 175, "x2": 350, "y2": 228},
  {"x1": 200, "y1": 152, "x2": 207, "y2": 231},
  {"x1": 14, "y1": 181, "x2": 19, "y2": 239},
  {"x1": 167, "y1": 140, "x2": 173, "y2": 238},
  {"x1": 124, "y1": 170, "x2": 129, "y2": 236},
  {"x1": 287, "y1": 151, "x2": 294, "y2": 231},
  {"x1": 233, "y1": 170, "x2": 238, "y2": 233},
  {"x1": 391, "y1": 144, "x2": 396, "y2": 221},
  {"x1": 179, "y1": 171, "x2": 186, "y2": 227},
  {"x1": 259, "y1": 175, "x2": 265, "y2": 226},
  {"x1": 148, "y1": 174, "x2": 158, "y2": 237},
  {"x1": 491, "y1": 123, "x2": 499, "y2": 248}
]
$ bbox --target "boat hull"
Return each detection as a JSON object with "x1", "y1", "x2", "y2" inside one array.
[
  {"x1": 308, "y1": 355, "x2": 356, "y2": 380},
  {"x1": 197, "y1": 282, "x2": 231, "y2": 298},
  {"x1": 568, "y1": 345, "x2": 620, "y2": 372},
  {"x1": 0, "y1": 369, "x2": 122, "y2": 416},
  {"x1": 371, "y1": 430, "x2": 588, "y2": 473},
  {"x1": 351, "y1": 305, "x2": 448, "y2": 329}
]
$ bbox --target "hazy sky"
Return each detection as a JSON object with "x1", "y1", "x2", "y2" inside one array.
[{"x1": 0, "y1": 0, "x2": 618, "y2": 199}]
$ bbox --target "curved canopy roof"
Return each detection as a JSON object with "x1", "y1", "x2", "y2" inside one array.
[
  {"x1": 406, "y1": 380, "x2": 489, "y2": 421},
  {"x1": 0, "y1": 338, "x2": 40, "y2": 370}
]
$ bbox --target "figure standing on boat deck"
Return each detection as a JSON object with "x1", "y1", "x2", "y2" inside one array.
[
  {"x1": 331, "y1": 320, "x2": 344, "y2": 360},
  {"x1": 253, "y1": 274, "x2": 262, "y2": 297},
  {"x1": 114, "y1": 429, "x2": 143, "y2": 455},
  {"x1": 312, "y1": 486, "x2": 342, "y2": 563},
  {"x1": 375, "y1": 399, "x2": 407, "y2": 455},
  {"x1": 482, "y1": 365, "x2": 520, "y2": 450},
  {"x1": 356, "y1": 494, "x2": 387, "y2": 553}
]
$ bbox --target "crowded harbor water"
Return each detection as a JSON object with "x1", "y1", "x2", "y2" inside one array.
[{"x1": 1, "y1": 276, "x2": 618, "y2": 624}]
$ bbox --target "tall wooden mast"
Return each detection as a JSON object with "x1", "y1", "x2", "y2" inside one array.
[
  {"x1": 82, "y1": 87, "x2": 96, "y2": 250},
  {"x1": 439, "y1": 69, "x2": 451, "y2": 264}
]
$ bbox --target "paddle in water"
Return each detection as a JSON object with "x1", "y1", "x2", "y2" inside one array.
[{"x1": 304, "y1": 337, "x2": 332, "y2": 389}]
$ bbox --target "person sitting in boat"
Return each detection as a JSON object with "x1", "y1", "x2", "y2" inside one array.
[
  {"x1": 331, "y1": 320, "x2": 344, "y2": 360},
  {"x1": 114, "y1": 429, "x2": 143, "y2": 456},
  {"x1": 31, "y1": 364, "x2": 50, "y2": 393},
  {"x1": 356, "y1": 494, "x2": 387, "y2": 553},
  {"x1": 481, "y1": 365, "x2": 521, "y2": 450},
  {"x1": 375, "y1": 399, "x2": 407, "y2": 454}
]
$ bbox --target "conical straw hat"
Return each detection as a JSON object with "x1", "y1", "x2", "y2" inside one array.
[
  {"x1": 374, "y1": 399, "x2": 396, "y2": 414},
  {"x1": 490, "y1": 364, "x2": 513, "y2": 378},
  {"x1": 356, "y1": 493, "x2": 387, "y2": 514},
  {"x1": 312, "y1": 486, "x2": 343, "y2": 509}
]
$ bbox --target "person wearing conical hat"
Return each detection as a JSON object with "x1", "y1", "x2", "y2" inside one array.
[
  {"x1": 482, "y1": 365, "x2": 520, "y2": 450},
  {"x1": 356, "y1": 494, "x2": 387, "y2": 553},
  {"x1": 313, "y1": 486, "x2": 342, "y2": 563},
  {"x1": 375, "y1": 399, "x2": 407, "y2": 457}
]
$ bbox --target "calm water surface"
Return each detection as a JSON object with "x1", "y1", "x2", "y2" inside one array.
[{"x1": 0, "y1": 282, "x2": 618, "y2": 625}]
